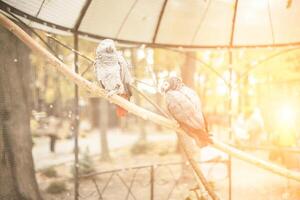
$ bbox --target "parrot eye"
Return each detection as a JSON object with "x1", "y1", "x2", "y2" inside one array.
[{"x1": 161, "y1": 81, "x2": 170, "y2": 93}]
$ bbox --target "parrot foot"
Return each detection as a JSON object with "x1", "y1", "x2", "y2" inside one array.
[{"x1": 106, "y1": 90, "x2": 118, "y2": 98}]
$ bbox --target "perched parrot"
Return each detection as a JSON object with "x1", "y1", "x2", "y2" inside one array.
[
  {"x1": 94, "y1": 39, "x2": 132, "y2": 117},
  {"x1": 161, "y1": 77, "x2": 212, "y2": 147}
]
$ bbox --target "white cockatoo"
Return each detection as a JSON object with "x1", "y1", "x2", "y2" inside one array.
[
  {"x1": 94, "y1": 39, "x2": 132, "y2": 117},
  {"x1": 161, "y1": 76, "x2": 212, "y2": 147}
]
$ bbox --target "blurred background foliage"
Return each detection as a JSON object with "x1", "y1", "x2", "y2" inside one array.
[{"x1": 29, "y1": 30, "x2": 300, "y2": 145}]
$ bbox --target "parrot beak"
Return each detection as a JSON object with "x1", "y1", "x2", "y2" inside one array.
[
  {"x1": 160, "y1": 81, "x2": 170, "y2": 94},
  {"x1": 106, "y1": 45, "x2": 114, "y2": 53},
  {"x1": 159, "y1": 87, "x2": 165, "y2": 94}
]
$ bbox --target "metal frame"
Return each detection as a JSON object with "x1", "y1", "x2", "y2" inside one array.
[
  {"x1": 2, "y1": 1, "x2": 299, "y2": 199},
  {"x1": 115, "y1": 0, "x2": 138, "y2": 38},
  {"x1": 74, "y1": 0, "x2": 92, "y2": 31},
  {"x1": 227, "y1": 1, "x2": 239, "y2": 199},
  {"x1": 2, "y1": 1, "x2": 300, "y2": 49},
  {"x1": 78, "y1": 160, "x2": 229, "y2": 200},
  {"x1": 73, "y1": 1, "x2": 92, "y2": 199},
  {"x1": 73, "y1": 34, "x2": 80, "y2": 200},
  {"x1": 152, "y1": 0, "x2": 168, "y2": 43}
]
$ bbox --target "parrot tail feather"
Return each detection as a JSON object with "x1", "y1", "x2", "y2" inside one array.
[
  {"x1": 116, "y1": 106, "x2": 128, "y2": 117},
  {"x1": 197, "y1": 133, "x2": 213, "y2": 144},
  {"x1": 115, "y1": 93, "x2": 130, "y2": 117},
  {"x1": 180, "y1": 124, "x2": 212, "y2": 147}
]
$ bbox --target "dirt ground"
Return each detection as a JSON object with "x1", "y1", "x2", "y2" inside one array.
[{"x1": 36, "y1": 140, "x2": 300, "y2": 200}]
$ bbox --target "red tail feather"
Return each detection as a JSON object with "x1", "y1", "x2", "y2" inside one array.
[
  {"x1": 116, "y1": 93, "x2": 130, "y2": 117},
  {"x1": 116, "y1": 106, "x2": 128, "y2": 117},
  {"x1": 180, "y1": 123, "x2": 212, "y2": 147}
]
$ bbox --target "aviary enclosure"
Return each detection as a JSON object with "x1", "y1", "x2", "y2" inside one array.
[{"x1": 0, "y1": 0, "x2": 300, "y2": 200}]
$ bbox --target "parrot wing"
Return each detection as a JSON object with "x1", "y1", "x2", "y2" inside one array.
[
  {"x1": 180, "y1": 86, "x2": 202, "y2": 112},
  {"x1": 166, "y1": 89, "x2": 205, "y2": 130},
  {"x1": 118, "y1": 52, "x2": 132, "y2": 97},
  {"x1": 180, "y1": 86, "x2": 208, "y2": 132},
  {"x1": 94, "y1": 58, "x2": 105, "y2": 88}
]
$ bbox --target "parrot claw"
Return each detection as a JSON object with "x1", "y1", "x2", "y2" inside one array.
[{"x1": 106, "y1": 90, "x2": 118, "y2": 98}]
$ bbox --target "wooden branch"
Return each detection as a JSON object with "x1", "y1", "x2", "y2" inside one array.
[
  {"x1": 45, "y1": 32, "x2": 218, "y2": 198},
  {"x1": 46, "y1": 34, "x2": 171, "y2": 118},
  {"x1": 43, "y1": 35, "x2": 218, "y2": 198},
  {"x1": 0, "y1": 14, "x2": 175, "y2": 129},
  {"x1": 1, "y1": 13, "x2": 300, "y2": 185},
  {"x1": 129, "y1": 84, "x2": 171, "y2": 118},
  {"x1": 177, "y1": 132, "x2": 220, "y2": 200},
  {"x1": 213, "y1": 140, "x2": 300, "y2": 181}
]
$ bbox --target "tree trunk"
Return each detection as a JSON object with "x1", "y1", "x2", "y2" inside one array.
[
  {"x1": 0, "y1": 26, "x2": 42, "y2": 199},
  {"x1": 153, "y1": 50, "x2": 162, "y2": 131},
  {"x1": 179, "y1": 52, "x2": 198, "y2": 158},
  {"x1": 181, "y1": 52, "x2": 196, "y2": 89},
  {"x1": 131, "y1": 49, "x2": 146, "y2": 141},
  {"x1": 134, "y1": 88, "x2": 147, "y2": 141},
  {"x1": 89, "y1": 97, "x2": 100, "y2": 129},
  {"x1": 100, "y1": 99, "x2": 110, "y2": 161}
]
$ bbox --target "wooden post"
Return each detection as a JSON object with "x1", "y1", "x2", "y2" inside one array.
[
  {"x1": 131, "y1": 49, "x2": 147, "y2": 141},
  {"x1": 100, "y1": 99, "x2": 110, "y2": 160}
]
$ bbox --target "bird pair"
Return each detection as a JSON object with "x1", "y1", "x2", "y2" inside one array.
[{"x1": 94, "y1": 39, "x2": 212, "y2": 147}]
